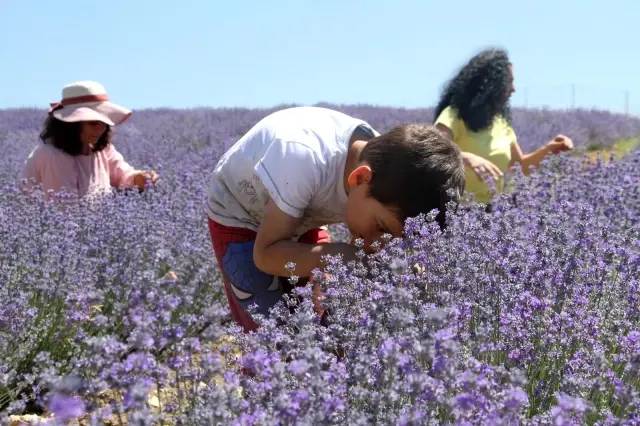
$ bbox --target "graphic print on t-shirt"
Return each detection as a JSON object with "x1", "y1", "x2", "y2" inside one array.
[{"x1": 236, "y1": 179, "x2": 259, "y2": 205}]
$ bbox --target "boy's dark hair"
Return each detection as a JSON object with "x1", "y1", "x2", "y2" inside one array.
[
  {"x1": 359, "y1": 123, "x2": 465, "y2": 229},
  {"x1": 40, "y1": 115, "x2": 111, "y2": 156}
]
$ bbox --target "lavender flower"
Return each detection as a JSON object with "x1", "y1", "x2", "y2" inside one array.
[
  {"x1": 47, "y1": 394, "x2": 85, "y2": 424},
  {"x1": 1, "y1": 105, "x2": 640, "y2": 424}
]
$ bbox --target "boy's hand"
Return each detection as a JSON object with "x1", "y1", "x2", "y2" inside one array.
[
  {"x1": 253, "y1": 199, "x2": 360, "y2": 277},
  {"x1": 340, "y1": 243, "x2": 363, "y2": 264}
]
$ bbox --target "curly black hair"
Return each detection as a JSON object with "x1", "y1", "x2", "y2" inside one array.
[
  {"x1": 40, "y1": 115, "x2": 111, "y2": 156},
  {"x1": 433, "y1": 47, "x2": 513, "y2": 133}
]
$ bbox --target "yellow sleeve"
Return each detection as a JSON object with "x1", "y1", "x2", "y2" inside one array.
[{"x1": 434, "y1": 106, "x2": 460, "y2": 140}]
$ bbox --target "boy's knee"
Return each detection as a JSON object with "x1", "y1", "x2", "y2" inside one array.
[{"x1": 297, "y1": 226, "x2": 331, "y2": 245}]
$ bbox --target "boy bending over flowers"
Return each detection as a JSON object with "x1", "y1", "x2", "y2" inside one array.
[{"x1": 206, "y1": 106, "x2": 465, "y2": 332}]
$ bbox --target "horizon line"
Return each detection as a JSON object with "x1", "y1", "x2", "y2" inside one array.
[{"x1": 0, "y1": 102, "x2": 635, "y2": 116}]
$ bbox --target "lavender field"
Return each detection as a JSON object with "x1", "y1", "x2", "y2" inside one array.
[{"x1": 2, "y1": 104, "x2": 640, "y2": 425}]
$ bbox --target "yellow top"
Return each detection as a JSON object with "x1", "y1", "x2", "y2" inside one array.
[{"x1": 435, "y1": 106, "x2": 515, "y2": 204}]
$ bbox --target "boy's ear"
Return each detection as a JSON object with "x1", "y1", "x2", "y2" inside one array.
[{"x1": 347, "y1": 164, "x2": 373, "y2": 188}]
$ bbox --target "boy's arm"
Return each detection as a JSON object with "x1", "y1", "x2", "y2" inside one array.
[{"x1": 253, "y1": 199, "x2": 359, "y2": 277}]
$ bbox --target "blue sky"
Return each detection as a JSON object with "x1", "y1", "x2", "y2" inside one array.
[{"x1": 1, "y1": 0, "x2": 638, "y2": 113}]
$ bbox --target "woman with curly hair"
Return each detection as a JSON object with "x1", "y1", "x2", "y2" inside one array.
[
  {"x1": 434, "y1": 47, "x2": 573, "y2": 205},
  {"x1": 22, "y1": 81, "x2": 158, "y2": 202}
]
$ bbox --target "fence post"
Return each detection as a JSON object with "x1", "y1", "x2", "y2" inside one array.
[
  {"x1": 571, "y1": 84, "x2": 576, "y2": 109},
  {"x1": 624, "y1": 90, "x2": 630, "y2": 115}
]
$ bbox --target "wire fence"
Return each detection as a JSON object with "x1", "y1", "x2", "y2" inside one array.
[{"x1": 510, "y1": 84, "x2": 636, "y2": 116}]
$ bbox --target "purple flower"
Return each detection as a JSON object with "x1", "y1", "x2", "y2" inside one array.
[
  {"x1": 2, "y1": 105, "x2": 640, "y2": 424},
  {"x1": 287, "y1": 359, "x2": 311, "y2": 376},
  {"x1": 47, "y1": 394, "x2": 85, "y2": 423}
]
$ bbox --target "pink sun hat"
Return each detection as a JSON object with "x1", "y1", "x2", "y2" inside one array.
[{"x1": 48, "y1": 81, "x2": 132, "y2": 126}]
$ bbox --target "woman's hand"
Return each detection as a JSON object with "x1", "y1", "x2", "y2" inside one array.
[
  {"x1": 462, "y1": 152, "x2": 503, "y2": 181},
  {"x1": 547, "y1": 134, "x2": 574, "y2": 155},
  {"x1": 132, "y1": 170, "x2": 159, "y2": 190}
]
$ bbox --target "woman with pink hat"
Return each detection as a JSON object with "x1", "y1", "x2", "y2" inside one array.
[{"x1": 21, "y1": 81, "x2": 158, "y2": 201}]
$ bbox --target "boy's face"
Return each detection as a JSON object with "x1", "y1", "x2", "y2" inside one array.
[{"x1": 345, "y1": 165, "x2": 404, "y2": 250}]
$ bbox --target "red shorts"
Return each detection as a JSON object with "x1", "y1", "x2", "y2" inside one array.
[{"x1": 208, "y1": 218, "x2": 331, "y2": 333}]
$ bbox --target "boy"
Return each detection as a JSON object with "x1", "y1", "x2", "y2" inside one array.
[{"x1": 206, "y1": 106, "x2": 465, "y2": 332}]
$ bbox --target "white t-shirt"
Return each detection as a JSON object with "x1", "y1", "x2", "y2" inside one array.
[{"x1": 206, "y1": 106, "x2": 379, "y2": 237}]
